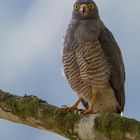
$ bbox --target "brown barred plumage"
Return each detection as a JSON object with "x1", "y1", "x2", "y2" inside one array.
[{"x1": 62, "y1": 0, "x2": 125, "y2": 114}]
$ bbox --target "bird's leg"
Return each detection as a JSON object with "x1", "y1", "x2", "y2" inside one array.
[
  {"x1": 83, "y1": 90, "x2": 97, "y2": 114},
  {"x1": 59, "y1": 98, "x2": 82, "y2": 112},
  {"x1": 70, "y1": 98, "x2": 82, "y2": 110}
]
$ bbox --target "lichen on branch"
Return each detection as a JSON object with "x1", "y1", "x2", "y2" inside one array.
[{"x1": 0, "y1": 90, "x2": 140, "y2": 140}]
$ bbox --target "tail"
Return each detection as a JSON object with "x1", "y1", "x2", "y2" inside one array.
[{"x1": 114, "y1": 85, "x2": 125, "y2": 114}]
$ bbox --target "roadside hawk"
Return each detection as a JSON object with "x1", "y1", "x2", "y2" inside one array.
[{"x1": 62, "y1": 0, "x2": 125, "y2": 114}]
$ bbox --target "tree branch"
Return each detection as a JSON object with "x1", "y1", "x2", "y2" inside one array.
[{"x1": 0, "y1": 90, "x2": 140, "y2": 140}]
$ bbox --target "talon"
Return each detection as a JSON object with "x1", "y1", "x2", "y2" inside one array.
[
  {"x1": 58, "y1": 104, "x2": 75, "y2": 112},
  {"x1": 83, "y1": 110, "x2": 98, "y2": 115},
  {"x1": 83, "y1": 109, "x2": 93, "y2": 115},
  {"x1": 77, "y1": 109, "x2": 87, "y2": 114},
  {"x1": 58, "y1": 98, "x2": 82, "y2": 112},
  {"x1": 75, "y1": 109, "x2": 93, "y2": 115},
  {"x1": 70, "y1": 105, "x2": 78, "y2": 110}
]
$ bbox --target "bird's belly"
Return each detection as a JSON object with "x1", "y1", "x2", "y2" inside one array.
[
  {"x1": 93, "y1": 88, "x2": 119, "y2": 114},
  {"x1": 75, "y1": 41, "x2": 111, "y2": 88},
  {"x1": 63, "y1": 41, "x2": 111, "y2": 102}
]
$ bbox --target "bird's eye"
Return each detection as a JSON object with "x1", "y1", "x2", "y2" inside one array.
[
  {"x1": 74, "y1": 4, "x2": 80, "y2": 10},
  {"x1": 89, "y1": 3, "x2": 94, "y2": 9}
]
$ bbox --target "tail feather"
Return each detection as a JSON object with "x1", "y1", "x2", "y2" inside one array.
[{"x1": 114, "y1": 85, "x2": 125, "y2": 113}]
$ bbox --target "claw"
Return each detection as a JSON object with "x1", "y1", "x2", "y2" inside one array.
[
  {"x1": 57, "y1": 104, "x2": 77, "y2": 113},
  {"x1": 69, "y1": 104, "x2": 78, "y2": 110},
  {"x1": 58, "y1": 98, "x2": 82, "y2": 112},
  {"x1": 83, "y1": 109, "x2": 95, "y2": 115},
  {"x1": 77, "y1": 109, "x2": 87, "y2": 114},
  {"x1": 76, "y1": 109, "x2": 98, "y2": 115}
]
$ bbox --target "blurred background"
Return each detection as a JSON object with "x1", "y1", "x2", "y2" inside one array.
[{"x1": 0, "y1": 0, "x2": 140, "y2": 139}]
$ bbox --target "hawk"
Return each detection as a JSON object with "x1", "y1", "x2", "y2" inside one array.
[{"x1": 62, "y1": 0, "x2": 125, "y2": 114}]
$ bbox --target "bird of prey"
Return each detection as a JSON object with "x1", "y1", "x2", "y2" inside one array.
[{"x1": 62, "y1": 0, "x2": 125, "y2": 114}]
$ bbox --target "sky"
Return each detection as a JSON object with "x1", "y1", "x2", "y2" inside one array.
[{"x1": 0, "y1": 0, "x2": 140, "y2": 139}]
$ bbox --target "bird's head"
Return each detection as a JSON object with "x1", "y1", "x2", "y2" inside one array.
[{"x1": 72, "y1": 0, "x2": 100, "y2": 20}]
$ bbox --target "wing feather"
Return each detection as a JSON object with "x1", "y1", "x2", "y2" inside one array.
[{"x1": 98, "y1": 20, "x2": 125, "y2": 112}]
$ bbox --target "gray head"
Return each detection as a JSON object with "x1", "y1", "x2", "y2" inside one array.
[{"x1": 72, "y1": 0, "x2": 100, "y2": 20}]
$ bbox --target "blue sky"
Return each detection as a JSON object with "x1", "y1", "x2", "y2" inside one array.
[{"x1": 0, "y1": 0, "x2": 140, "y2": 139}]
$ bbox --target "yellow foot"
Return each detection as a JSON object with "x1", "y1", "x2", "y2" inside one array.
[
  {"x1": 77, "y1": 109, "x2": 87, "y2": 114},
  {"x1": 58, "y1": 98, "x2": 82, "y2": 112},
  {"x1": 77, "y1": 109, "x2": 98, "y2": 115},
  {"x1": 58, "y1": 104, "x2": 78, "y2": 112},
  {"x1": 69, "y1": 104, "x2": 78, "y2": 110},
  {"x1": 83, "y1": 109, "x2": 95, "y2": 115}
]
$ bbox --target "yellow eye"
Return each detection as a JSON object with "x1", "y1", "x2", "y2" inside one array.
[
  {"x1": 89, "y1": 3, "x2": 94, "y2": 9},
  {"x1": 74, "y1": 4, "x2": 80, "y2": 10}
]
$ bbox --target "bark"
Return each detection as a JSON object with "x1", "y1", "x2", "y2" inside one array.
[{"x1": 0, "y1": 90, "x2": 140, "y2": 140}]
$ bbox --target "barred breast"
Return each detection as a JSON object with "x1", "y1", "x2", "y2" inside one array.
[{"x1": 62, "y1": 40, "x2": 111, "y2": 100}]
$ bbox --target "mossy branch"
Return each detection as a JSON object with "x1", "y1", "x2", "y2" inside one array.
[{"x1": 0, "y1": 90, "x2": 140, "y2": 140}]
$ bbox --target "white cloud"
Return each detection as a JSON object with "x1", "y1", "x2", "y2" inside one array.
[
  {"x1": 0, "y1": 0, "x2": 75, "y2": 85},
  {"x1": 2, "y1": 0, "x2": 139, "y2": 85}
]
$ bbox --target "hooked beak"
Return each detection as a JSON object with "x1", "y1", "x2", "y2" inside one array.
[{"x1": 79, "y1": 4, "x2": 89, "y2": 16}]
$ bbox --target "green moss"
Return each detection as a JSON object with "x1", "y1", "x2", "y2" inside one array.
[
  {"x1": 54, "y1": 110, "x2": 81, "y2": 139},
  {"x1": 3, "y1": 95, "x2": 46, "y2": 119},
  {"x1": 124, "y1": 117, "x2": 140, "y2": 139},
  {"x1": 95, "y1": 113, "x2": 140, "y2": 140}
]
